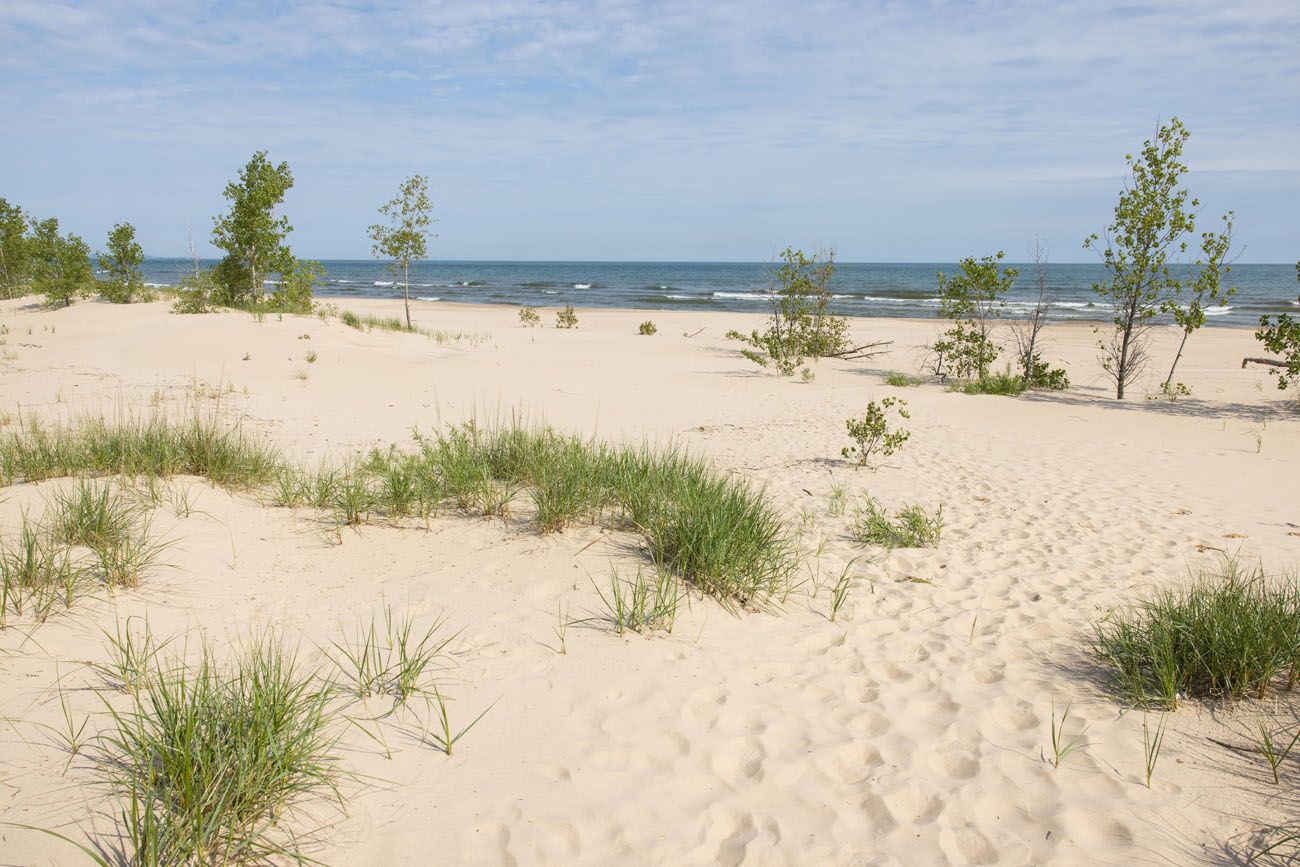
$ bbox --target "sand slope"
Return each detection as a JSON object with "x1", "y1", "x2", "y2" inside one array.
[{"x1": 1, "y1": 296, "x2": 1298, "y2": 865}]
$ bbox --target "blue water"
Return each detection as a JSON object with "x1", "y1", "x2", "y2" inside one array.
[{"x1": 138, "y1": 259, "x2": 1299, "y2": 328}]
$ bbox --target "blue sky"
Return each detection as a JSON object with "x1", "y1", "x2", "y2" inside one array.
[{"x1": 2, "y1": 0, "x2": 1297, "y2": 262}]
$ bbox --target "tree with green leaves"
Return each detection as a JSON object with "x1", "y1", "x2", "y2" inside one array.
[
  {"x1": 369, "y1": 175, "x2": 435, "y2": 330},
  {"x1": 29, "y1": 217, "x2": 93, "y2": 308},
  {"x1": 99, "y1": 221, "x2": 145, "y2": 303},
  {"x1": 1085, "y1": 118, "x2": 1199, "y2": 399},
  {"x1": 0, "y1": 198, "x2": 31, "y2": 299},
  {"x1": 1244, "y1": 262, "x2": 1300, "y2": 392},
  {"x1": 932, "y1": 251, "x2": 1017, "y2": 381},
  {"x1": 727, "y1": 247, "x2": 850, "y2": 376},
  {"x1": 270, "y1": 258, "x2": 324, "y2": 314},
  {"x1": 211, "y1": 151, "x2": 295, "y2": 308},
  {"x1": 1161, "y1": 212, "x2": 1235, "y2": 390}
]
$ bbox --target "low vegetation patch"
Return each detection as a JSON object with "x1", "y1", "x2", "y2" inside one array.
[
  {"x1": 556, "y1": 305, "x2": 578, "y2": 329},
  {"x1": 954, "y1": 366, "x2": 1026, "y2": 396},
  {"x1": 884, "y1": 372, "x2": 923, "y2": 387},
  {"x1": 638, "y1": 320, "x2": 657, "y2": 336},
  {"x1": 842, "y1": 398, "x2": 910, "y2": 467},
  {"x1": 3, "y1": 415, "x2": 796, "y2": 609},
  {"x1": 1092, "y1": 560, "x2": 1300, "y2": 709},
  {"x1": 101, "y1": 633, "x2": 346, "y2": 864},
  {"x1": 850, "y1": 497, "x2": 943, "y2": 549}
]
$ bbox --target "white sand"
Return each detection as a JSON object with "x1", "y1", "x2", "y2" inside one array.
[{"x1": 1, "y1": 296, "x2": 1298, "y2": 865}]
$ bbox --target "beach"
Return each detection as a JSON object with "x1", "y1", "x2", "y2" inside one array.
[{"x1": 2, "y1": 295, "x2": 1298, "y2": 865}]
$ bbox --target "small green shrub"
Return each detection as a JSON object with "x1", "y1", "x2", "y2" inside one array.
[
  {"x1": 518, "y1": 306, "x2": 540, "y2": 327},
  {"x1": 341, "y1": 310, "x2": 362, "y2": 329},
  {"x1": 1023, "y1": 354, "x2": 1070, "y2": 390},
  {"x1": 850, "y1": 497, "x2": 942, "y2": 548},
  {"x1": 638, "y1": 320, "x2": 657, "y2": 336},
  {"x1": 556, "y1": 306, "x2": 578, "y2": 329},
  {"x1": 171, "y1": 269, "x2": 217, "y2": 314},
  {"x1": 957, "y1": 366, "x2": 1025, "y2": 396},
  {"x1": 842, "y1": 398, "x2": 910, "y2": 466},
  {"x1": 1092, "y1": 560, "x2": 1300, "y2": 709},
  {"x1": 884, "y1": 372, "x2": 923, "y2": 387}
]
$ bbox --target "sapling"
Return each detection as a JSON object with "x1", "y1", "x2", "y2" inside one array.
[{"x1": 842, "y1": 398, "x2": 910, "y2": 467}]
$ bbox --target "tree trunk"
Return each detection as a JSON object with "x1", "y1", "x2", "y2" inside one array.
[
  {"x1": 403, "y1": 261, "x2": 411, "y2": 330},
  {"x1": 1164, "y1": 329, "x2": 1191, "y2": 389},
  {"x1": 1116, "y1": 323, "x2": 1132, "y2": 400}
]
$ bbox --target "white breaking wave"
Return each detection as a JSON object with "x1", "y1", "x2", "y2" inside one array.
[
  {"x1": 416, "y1": 296, "x2": 441, "y2": 302},
  {"x1": 1203, "y1": 305, "x2": 1234, "y2": 316},
  {"x1": 665, "y1": 294, "x2": 694, "y2": 300},
  {"x1": 573, "y1": 283, "x2": 592, "y2": 289},
  {"x1": 374, "y1": 280, "x2": 394, "y2": 287},
  {"x1": 713, "y1": 291, "x2": 772, "y2": 300}
]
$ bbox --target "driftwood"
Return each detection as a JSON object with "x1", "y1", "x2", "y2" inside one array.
[
  {"x1": 827, "y1": 340, "x2": 893, "y2": 361},
  {"x1": 1242, "y1": 356, "x2": 1288, "y2": 370}
]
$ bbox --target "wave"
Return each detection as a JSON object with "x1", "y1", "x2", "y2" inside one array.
[
  {"x1": 542, "y1": 289, "x2": 559, "y2": 295},
  {"x1": 374, "y1": 280, "x2": 394, "y2": 287},
  {"x1": 573, "y1": 283, "x2": 592, "y2": 289},
  {"x1": 1203, "y1": 305, "x2": 1234, "y2": 316},
  {"x1": 713, "y1": 291, "x2": 772, "y2": 300},
  {"x1": 143, "y1": 282, "x2": 170, "y2": 288},
  {"x1": 416, "y1": 296, "x2": 441, "y2": 302}
]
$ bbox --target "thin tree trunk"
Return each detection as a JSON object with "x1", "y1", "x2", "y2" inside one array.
[
  {"x1": 403, "y1": 261, "x2": 411, "y2": 329},
  {"x1": 1164, "y1": 328, "x2": 1191, "y2": 388},
  {"x1": 1116, "y1": 323, "x2": 1132, "y2": 399}
]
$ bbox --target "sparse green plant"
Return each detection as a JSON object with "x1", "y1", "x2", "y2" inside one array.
[
  {"x1": 1092, "y1": 559, "x2": 1300, "y2": 709},
  {"x1": 369, "y1": 174, "x2": 435, "y2": 330},
  {"x1": 46, "y1": 479, "x2": 139, "y2": 550},
  {"x1": 884, "y1": 371, "x2": 923, "y2": 387},
  {"x1": 956, "y1": 365, "x2": 1026, "y2": 396},
  {"x1": 1147, "y1": 380, "x2": 1191, "y2": 401},
  {"x1": 826, "y1": 483, "x2": 848, "y2": 517},
  {"x1": 424, "y1": 688, "x2": 493, "y2": 757},
  {"x1": 1048, "y1": 699, "x2": 1089, "y2": 768},
  {"x1": 305, "y1": 350, "x2": 317, "y2": 363},
  {"x1": 325, "y1": 606, "x2": 452, "y2": 708},
  {"x1": 519, "y1": 306, "x2": 541, "y2": 327},
  {"x1": 829, "y1": 563, "x2": 855, "y2": 622},
  {"x1": 1, "y1": 514, "x2": 86, "y2": 623},
  {"x1": 91, "y1": 515, "x2": 166, "y2": 590},
  {"x1": 96, "y1": 615, "x2": 168, "y2": 696},
  {"x1": 554, "y1": 601, "x2": 570, "y2": 654},
  {"x1": 841, "y1": 398, "x2": 910, "y2": 466},
  {"x1": 1254, "y1": 723, "x2": 1300, "y2": 785},
  {"x1": 1142, "y1": 712, "x2": 1167, "y2": 788},
  {"x1": 556, "y1": 305, "x2": 578, "y2": 329},
  {"x1": 639, "y1": 320, "x2": 657, "y2": 335},
  {"x1": 850, "y1": 497, "x2": 942, "y2": 549},
  {"x1": 593, "y1": 566, "x2": 682, "y2": 636},
  {"x1": 800, "y1": 367, "x2": 815, "y2": 383}
]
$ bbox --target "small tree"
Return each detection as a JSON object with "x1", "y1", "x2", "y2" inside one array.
[
  {"x1": 1247, "y1": 263, "x2": 1300, "y2": 392},
  {"x1": 727, "y1": 247, "x2": 848, "y2": 376},
  {"x1": 29, "y1": 218, "x2": 93, "y2": 308},
  {"x1": 933, "y1": 251, "x2": 1016, "y2": 381},
  {"x1": 368, "y1": 175, "x2": 435, "y2": 330},
  {"x1": 211, "y1": 151, "x2": 295, "y2": 308},
  {"x1": 1085, "y1": 118, "x2": 1199, "y2": 399},
  {"x1": 842, "y1": 398, "x2": 910, "y2": 467},
  {"x1": 1161, "y1": 213, "x2": 1235, "y2": 390},
  {"x1": 0, "y1": 198, "x2": 31, "y2": 299},
  {"x1": 269, "y1": 258, "x2": 323, "y2": 314},
  {"x1": 99, "y1": 221, "x2": 145, "y2": 303}
]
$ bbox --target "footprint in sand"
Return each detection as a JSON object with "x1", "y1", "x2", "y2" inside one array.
[{"x1": 711, "y1": 735, "x2": 767, "y2": 784}]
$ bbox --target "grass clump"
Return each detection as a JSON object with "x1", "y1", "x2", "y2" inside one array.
[
  {"x1": 1092, "y1": 560, "x2": 1300, "y2": 709},
  {"x1": 0, "y1": 413, "x2": 283, "y2": 490},
  {"x1": 46, "y1": 479, "x2": 139, "y2": 549},
  {"x1": 325, "y1": 606, "x2": 453, "y2": 707},
  {"x1": 638, "y1": 320, "x2": 657, "y2": 336},
  {"x1": 1, "y1": 515, "x2": 87, "y2": 624},
  {"x1": 884, "y1": 371, "x2": 923, "y2": 387},
  {"x1": 102, "y1": 633, "x2": 345, "y2": 865},
  {"x1": 850, "y1": 497, "x2": 942, "y2": 549},
  {"x1": 593, "y1": 566, "x2": 682, "y2": 635},
  {"x1": 955, "y1": 365, "x2": 1026, "y2": 396}
]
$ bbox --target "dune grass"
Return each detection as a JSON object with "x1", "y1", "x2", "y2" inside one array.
[
  {"x1": 101, "y1": 633, "x2": 346, "y2": 864},
  {"x1": 1092, "y1": 560, "x2": 1300, "y2": 709},
  {"x1": 2, "y1": 413, "x2": 797, "y2": 609},
  {"x1": 850, "y1": 497, "x2": 943, "y2": 549},
  {"x1": 0, "y1": 514, "x2": 88, "y2": 624}
]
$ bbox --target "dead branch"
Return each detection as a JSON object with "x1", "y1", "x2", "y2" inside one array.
[
  {"x1": 1242, "y1": 357, "x2": 1288, "y2": 370},
  {"x1": 827, "y1": 340, "x2": 893, "y2": 361}
]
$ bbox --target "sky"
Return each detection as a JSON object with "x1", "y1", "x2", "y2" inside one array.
[{"x1": 1, "y1": 0, "x2": 1297, "y2": 262}]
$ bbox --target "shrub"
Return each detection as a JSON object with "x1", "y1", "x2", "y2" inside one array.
[
  {"x1": 556, "y1": 305, "x2": 578, "y2": 329},
  {"x1": 841, "y1": 398, "x2": 910, "y2": 466},
  {"x1": 29, "y1": 218, "x2": 94, "y2": 308},
  {"x1": 638, "y1": 320, "x2": 657, "y2": 336},
  {"x1": 519, "y1": 306, "x2": 540, "y2": 327},
  {"x1": 1023, "y1": 354, "x2": 1070, "y2": 391},
  {"x1": 850, "y1": 497, "x2": 942, "y2": 548},
  {"x1": 1252, "y1": 264, "x2": 1300, "y2": 391},
  {"x1": 99, "y1": 222, "x2": 145, "y2": 304},
  {"x1": 956, "y1": 365, "x2": 1025, "y2": 396},
  {"x1": 726, "y1": 247, "x2": 848, "y2": 375},
  {"x1": 884, "y1": 371, "x2": 923, "y2": 388},
  {"x1": 171, "y1": 269, "x2": 216, "y2": 314},
  {"x1": 1092, "y1": 560, "x2": 1300, "y2": 709},
  {"x1": 265, "y1": 258, "x2": 322, "y2": 314}
]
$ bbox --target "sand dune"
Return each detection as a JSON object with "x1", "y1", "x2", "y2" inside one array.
[{"x1": 1, "y1": 296, "x2": 1298, "y2": 865}]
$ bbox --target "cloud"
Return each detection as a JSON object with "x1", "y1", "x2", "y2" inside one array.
[{"x1": 1, "y1": 0, "x2": 1296, "y2": 260}]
